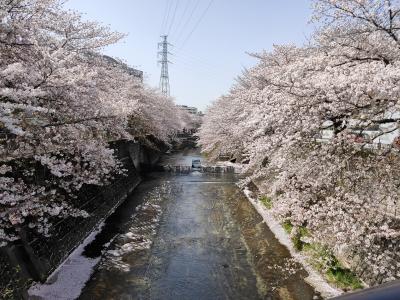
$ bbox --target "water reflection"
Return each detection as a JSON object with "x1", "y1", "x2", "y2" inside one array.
[{"x1": 79, "y1": 151, "x2": 317, "y2": 300}]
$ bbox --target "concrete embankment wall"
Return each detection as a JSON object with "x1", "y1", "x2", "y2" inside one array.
[
  {"x1": 0, "y1": 140, "x2": 164, "y2": 299},
  {"x1": 249, "y1": 178, "x2": 399, "y2": 289}
]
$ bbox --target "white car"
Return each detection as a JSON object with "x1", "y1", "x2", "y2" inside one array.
[{"x1": 192, "y1": 159, "x2": 202, "y2": 168}]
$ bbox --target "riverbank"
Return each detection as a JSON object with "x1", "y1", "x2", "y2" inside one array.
[
  {"x1": 77, "y1": 149, "x2": 319, "y2": 299},
  {"x1": 26, "y1": 149, "x2": 322, "y2": 299},
  {"x1": 28, "y1": 223, "x2": 106, "y2": 299},
  {"x1": 0, "y1": 139, "x2": 165, "y2": 299},
  {"x1": 243, "y1": 187, "x2": 342, "y2": 299}
]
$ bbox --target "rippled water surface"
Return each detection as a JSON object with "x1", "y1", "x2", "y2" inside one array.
[{"x1": 79, "y1": 149, "x2": 317, "y2": 300}]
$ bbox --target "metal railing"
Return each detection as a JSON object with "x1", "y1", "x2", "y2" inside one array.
[{"x1": 333, "y1": 280, "x2": 400, "y2": 300}]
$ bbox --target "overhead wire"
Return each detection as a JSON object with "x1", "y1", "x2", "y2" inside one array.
[
  {"x1": 169, "y1": 0, "x2": 193, "y2": 42},
  {"x1": 173, "y1": 57, "x2": 214, "y2": 73},
  {"x1": 160, "y1": 0, "x2": 171, "y2": 35},
  {"x1": 160, "y1": 0, "x2": 218, "y2": 96},
  {"x1": 171, "y1": 0, "x2": 217, "y2": 77},
  {"x1": 177, "y1": 0, "x2": 215, "y2": 51},
  {"x1": 171, "y1": 61, "x2": 222, "y2": 82},
  {"x1": 163, "y1": 0, "x2": 174, "y2": 35},
  {"x1": 167, "y1": 0, "x2": 180, "y2": 35},
  {"x1": 171, "y1": 53, "x2": 222, "y2": 80},
  {"x1": 172, "y1": 0, "x2": 201, "y2": 45},
  {"x1": 174, "y1": 50, "x2": 220, "y2": 70}
]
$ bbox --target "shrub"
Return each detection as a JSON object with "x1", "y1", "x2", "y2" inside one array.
[{"x1": 259, "y1": 195, "x2": 273, "y2": 209}]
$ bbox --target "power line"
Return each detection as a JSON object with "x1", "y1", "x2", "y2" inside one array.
[
  {"x1": 169, "y1": 0, "x2": 193, "y2": 41},
  {"x1": 174, "y1": 50, "x2": 219, "y2": 70},
  {"x1": 169, "y1": 45, "x2": 221, "y2": 74},
  {"x1": 163, "y1": 0, "x2": 174, "y2": 35},
  {"x1": 171, "y1": 62, "x2": 222, "y2": 83},
  {"x1": 167, "y1": 0, "x2": 180, "y2": 35},
  {"x1": 178, "y1": 0, "x2": 214, "y2": 51},
  {"x1": 160, "y1": 0, "x2": 171, "y2": 34},
  {"x1": 173, "y1": 0, "x2": 201, "y2": 45},
  {"x1": 172, "y1": 62, "x2": 221, "y2": 81}
]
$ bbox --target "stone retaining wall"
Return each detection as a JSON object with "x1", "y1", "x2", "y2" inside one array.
[{"x1": 0, "y1": 139, "x2": 163, "y2": 299}]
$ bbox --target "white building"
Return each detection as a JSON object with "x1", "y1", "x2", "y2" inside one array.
[
  {"x1": 177, "y1": 105, "x2": 199, "y2": 115},
  {"x1": 319, "y1": 112, "x2": 400, "y2": 148}
]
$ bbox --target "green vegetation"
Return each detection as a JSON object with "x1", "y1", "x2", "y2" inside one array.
[
  {"x1": 2, "y1": 288, "x2": 13, "y2": 299},
  {"x1": 291, "y1": 225, "x2": 310, "y2": 251},
  {"x1": 284, "y1": 224, "x2": 362, "y2": 290},
  {"x1": 326, "y1": 267, "x2": 363, "y2": 290},
  {"x1": 202, "y1": 151, "x2": 211, "y2": 159},
  {"x1": 304, "y1": 243, "x2": 363, "y2": 290},
  {"x1": 259, "y1": 195, "x2": 273, "y2": 209},
  {"x1": 259, "y1": 199, "x2": 362, "y2": 291},
  {"x1": 282, "y1": 220, "x2": 293, "y2": 234}
]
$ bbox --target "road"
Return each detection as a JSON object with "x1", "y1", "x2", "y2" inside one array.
[{"x1": 78, "y1": 149, "x2": 317, "y2": 300}]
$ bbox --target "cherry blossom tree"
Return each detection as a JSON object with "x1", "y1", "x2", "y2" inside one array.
[
  {"x1": 0, "y1": 0, "x2": 186, "y2": 246},
  {"x1": 199, "y1": 0, "x2": 400, "y2": 285}
]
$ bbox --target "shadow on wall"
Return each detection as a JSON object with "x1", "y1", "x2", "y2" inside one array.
[{"x1": 0, "y1": 139, "x2": 166, "y2": 299}]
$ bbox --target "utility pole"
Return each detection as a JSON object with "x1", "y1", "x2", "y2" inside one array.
[{"x1": 158, "y1": 35, "x2": 171, "y2": 97}]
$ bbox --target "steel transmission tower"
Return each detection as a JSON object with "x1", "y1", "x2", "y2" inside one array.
[{"x1": 158, "y1": 35, "x2": 171, "y2": 96}]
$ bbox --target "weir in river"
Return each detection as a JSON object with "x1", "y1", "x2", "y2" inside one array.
[
  {"x1": 74, "y1": 149, "x2": 319, "y2": 300},
  {"x1": 162, "y1": 165, "x2": 236, "y2": 174}
]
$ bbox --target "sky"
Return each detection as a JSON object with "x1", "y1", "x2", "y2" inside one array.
[{"x1": 65, "y1": 0, "x2": 314, "y2": 112}]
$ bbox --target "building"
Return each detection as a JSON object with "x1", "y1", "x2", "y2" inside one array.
[
  {"x1": 319, "y1": 114, "x2": 400, "y2": 149},
  {"x1": 177, "y1": 105, "x2": 199, "y2": 115},
  {"x1": 101, "y1": 55, "x2": 143, "y2": 82}
]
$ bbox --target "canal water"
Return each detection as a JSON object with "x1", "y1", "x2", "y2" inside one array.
[{"x1": 78, "y1": 149, "x2": 317, "y2": 300}]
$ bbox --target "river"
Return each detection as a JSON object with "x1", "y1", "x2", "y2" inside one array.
[{"x1": 78, "y1": 149, "x2": 318, "y2": 300}]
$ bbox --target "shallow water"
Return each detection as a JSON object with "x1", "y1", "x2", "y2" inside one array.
[{"x1": 79, "y1": 150, "x2": 317, "y2": 300}]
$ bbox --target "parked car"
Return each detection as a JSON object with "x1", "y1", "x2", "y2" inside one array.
[{"x1": 192, "y1": 159, "x2": 202, "y2": 168}]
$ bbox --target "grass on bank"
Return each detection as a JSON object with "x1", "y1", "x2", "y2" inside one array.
[
  {"x1": 282, "y1": 220, "x2": 294, "y2": 234},
  {"x1": 253, "y1": 190, "x2": 363, "y2": 291},
  {"x1": 259, "y1": 195, "x2": 273, "y2": 209},
  {"x1": 281, "y1": 221, "x2": 363, "y2": 290},
  {"x1": 304, "y1": 243, "x2": 363, "y2": 290},
  {"x1": 295, "y1": 227, "x2": 312, "y2": 252}
]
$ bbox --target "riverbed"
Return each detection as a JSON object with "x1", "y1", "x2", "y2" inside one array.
[{"x1": 75, "y1": 149, "x2": 318, "y2": 300}]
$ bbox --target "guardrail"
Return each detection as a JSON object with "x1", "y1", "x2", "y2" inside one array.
[{"x1": 333, "y1": 280, "x2": 400, "y2": 300}]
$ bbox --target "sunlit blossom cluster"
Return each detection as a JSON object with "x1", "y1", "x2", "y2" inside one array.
[
  {"x1": 0, "y1": 0, "x2": 189, "y2": 246},
  {"x1": 199, "y1": 0, "x2": 400, "y2": 284}
]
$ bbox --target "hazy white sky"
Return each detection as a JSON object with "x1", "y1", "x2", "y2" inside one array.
[{"x1": 65, "y1": 0, "x2": 314, "y2": 111}]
